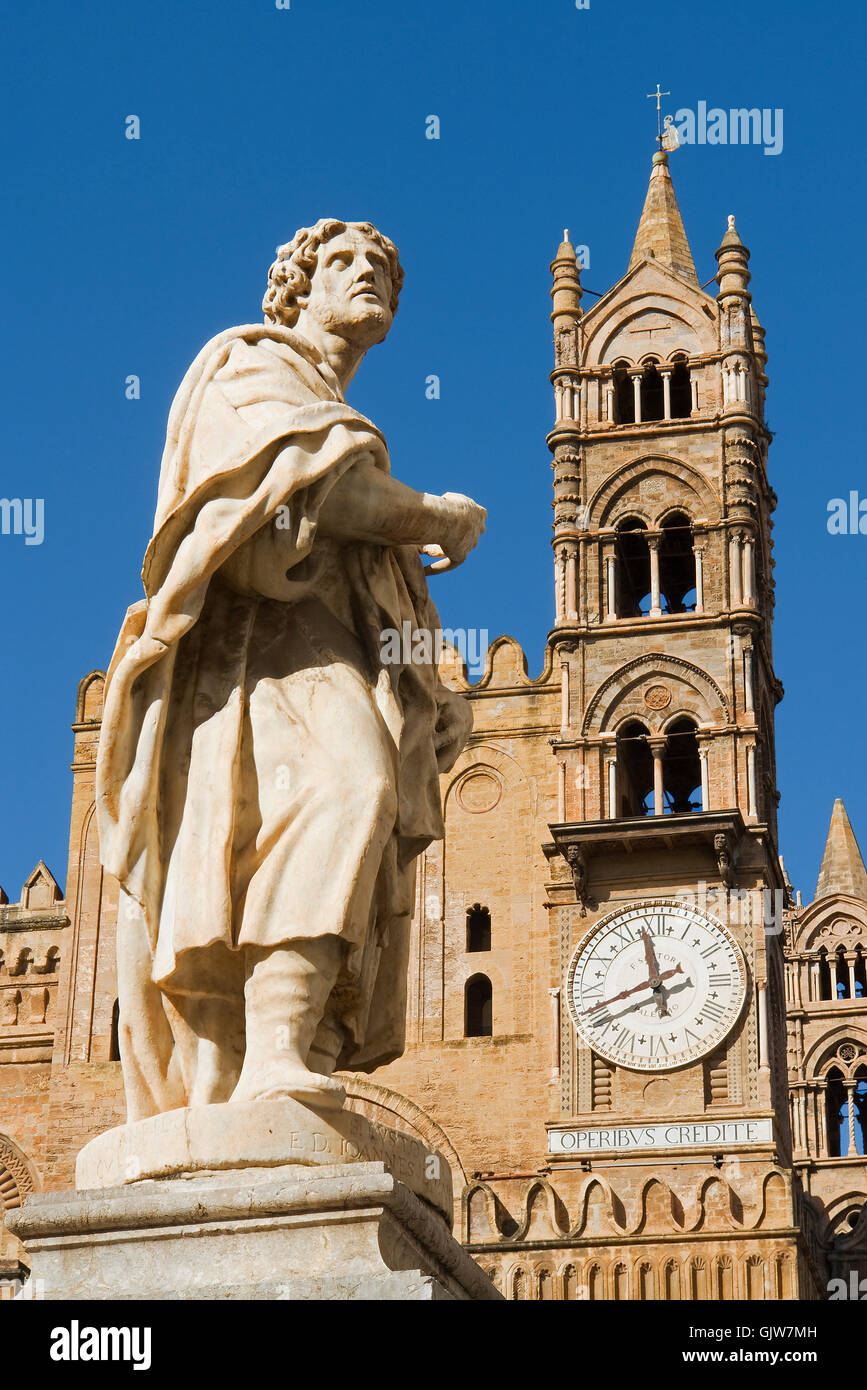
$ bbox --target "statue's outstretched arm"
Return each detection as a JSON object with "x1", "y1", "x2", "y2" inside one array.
[{"x1": 316, "y1": 453, "x2": 485, "y2": 571}]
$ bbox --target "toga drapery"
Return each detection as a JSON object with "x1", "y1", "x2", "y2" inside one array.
[{"x1": 96, "y1": 323, "x2": 466, "y2": 1096}]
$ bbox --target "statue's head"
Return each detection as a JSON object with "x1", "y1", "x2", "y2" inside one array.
[{"x1": 263, "y1": 219, "x2": 404, "y2": 350}]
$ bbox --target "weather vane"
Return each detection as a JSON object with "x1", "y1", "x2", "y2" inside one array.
[{"x1": 646, "y1": 83, "x2": 671, "y2": 147}]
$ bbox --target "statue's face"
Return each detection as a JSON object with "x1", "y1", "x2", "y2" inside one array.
[{"x1": 303, "y1": 229, "x2": 394, "y2": 348}]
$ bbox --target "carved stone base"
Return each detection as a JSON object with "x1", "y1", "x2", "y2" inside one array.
[
  {"x1": 8, "y1": 1163, "x2": 498, "y2": 1301},
  {"x1": 74, "y1": 1099, "x2": 453, "y2": 1219},
  {"x1": 8, "y1": 1102, "x2": 499, "y2": 1301}
]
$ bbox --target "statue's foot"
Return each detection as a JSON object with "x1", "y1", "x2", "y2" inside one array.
[{"x1": 231, "y1": 1062, "x2": 346, "y2": 1111}]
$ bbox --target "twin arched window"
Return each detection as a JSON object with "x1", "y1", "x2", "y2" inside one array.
[
  {"x1": 617, "y1": 717, "x2": 702, "y2": 817},
  {"x1": 826, "y1": 1065, "x2": 867, "y2": 1157},
  {"x1": 614, "y1": 511, "x2": 697, "y2": 618}
]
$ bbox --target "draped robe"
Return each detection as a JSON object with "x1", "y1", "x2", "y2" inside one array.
[{"x1": 96, "y1": 323, "x2": 469, "y2": 1115}]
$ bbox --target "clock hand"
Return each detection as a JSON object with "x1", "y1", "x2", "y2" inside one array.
[
  {"x1": 584, "y1": 964, "x2": 683, "y2": 1016},
  {"x1": 640, "y1": 926, "x2": 661, "y2": 981}
]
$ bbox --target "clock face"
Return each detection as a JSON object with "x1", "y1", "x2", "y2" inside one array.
[{"x1": 566, "y1": 900, "x2": 747, "y2": 1072}]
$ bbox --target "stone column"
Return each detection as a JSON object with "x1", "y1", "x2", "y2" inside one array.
[
  {"x1": 809, "y1": 955, "x2": 820, "y2": 1002},
  {"x1": 557, "y1": 759, "x2": 566, "y2": 821},
  {"x1": 649, "y1": 537, "x2": 662, "y2": 617},
  {"x1": 729, "y1": 532, "x2": 743, "y2": 605},
  {"x1": 562, "y1": 381, "x2": 573, "y2": 420},
  {"x1": 549, "y1": 988, "x2": 561, "y2": 1080},
  {"x1": 607, "y1": 755, "x2": 618, "y2": 820},
  {"x1": 649, "y1": 736, "x2": 666, "y2": 816},
  {"x1": 606, "y1": 551, "x2": 616, "y2": 621},
  {"x1": 757, "y1": 979, "x2": 770, "y2": 1071},
  {"x1": 845, "y1": 1082, "x2": 858, "y2": 1156},
  {"x1": 742, "y1": 642, "x2": 755, "y2": 715},
  {"x1": 698, "y1": 742, "x2": 710, "y2": 812},
  {"x1": 661, "y1": 368, "x2": 672, "y2": 420},
  {"x1": 631, "y1": 371, "x2": 642, "y2": 423},
  {"x1": 847, "y1": 953, "x2": 858, "y2": 1000},
  {"x1": 741, "y1": 533, "x2": 754, "y2": 605},
  {"x1": 793, "y1": 958, "x2": 804, "y2": 1009},
  {"x1": 605, "y1": 377, "x2": 615, "y2": 423},
  {"x1": 817, "y1": 1082, "x2": 829, "y2": 1156},
  {"x1": 555, "y1": 547, "x2": 566, "y2": 622},
  {"x1": 694, "y1": 546, "x2": 704, "y2": 614},
  {"x1": 691, "y1": 371, "x2": 699, "y2": 414},
  {"x1": 564, "y1": 543, "x2": 578, "y2": 620},
  {"x1": 746, "y1": 743, "x2": 758, "y2": 819},
  {"x1": 560, "y1": 659, "x2": 570, "y2": 731},
  {"x1": 554, "y1": 381, "x2": 563, "y2": 421}
]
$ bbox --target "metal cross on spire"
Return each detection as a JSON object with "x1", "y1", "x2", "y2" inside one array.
[{"x1": 646, "y1": 83, "x2": 671, "y2": 145}]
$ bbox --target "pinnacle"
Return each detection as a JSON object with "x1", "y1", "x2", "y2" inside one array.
[
  {"x1": 628, "y1": 152, "x2": 698, "y2": 286},
  {"x1": 815, "y1": 799, "x2": 867, "y2": 902}
]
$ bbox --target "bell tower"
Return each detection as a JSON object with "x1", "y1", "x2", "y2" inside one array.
[{"x1": 542, "y1": 147, "x2": 818, "y2": 1297}]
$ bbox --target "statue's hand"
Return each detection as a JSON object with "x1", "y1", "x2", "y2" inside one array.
[
  {"x1": 423, "y1": 492, "x2": 486, "y2": 574},
  {"x1": 433, "y1": 689, "x2": 473, "y2": 772}
]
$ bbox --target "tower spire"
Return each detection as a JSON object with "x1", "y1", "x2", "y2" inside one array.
[
  {"x1": 628, "y1": 150, "x2": 698, "y2": 286},
  {"x1": 815, "y1": 800, "x2": 867, "y2": 901}
]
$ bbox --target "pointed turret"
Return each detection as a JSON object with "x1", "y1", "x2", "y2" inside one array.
[
  {"x1": 815, "y1": 800, "x2": 867, "y2": 901},
  {"x1": 550, "y1": 229, "x2": 583, "y2": 328},
  {"x1": 715, "y1": 214, "x2": 751, "y2": 298},
  {"x1": 628, "y1": 150, "x2": 698, "y2": 286}
]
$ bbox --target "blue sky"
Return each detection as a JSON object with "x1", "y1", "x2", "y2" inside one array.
[{"x1": 0, "y1": 0, "x2": 865, "y2": 902}]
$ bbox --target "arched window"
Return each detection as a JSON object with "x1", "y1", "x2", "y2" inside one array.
[
  {"x1": 670, "y1": 354, "x2": 692, "y2": 418},
  {"x1": 615, "y1": 519, "x2": 651, "y2": 618},
  {"x1": 613, "y1": 361, "x2": 634, "y2": 424},
  {"x1": 817, "y1": 947, "x2": 833, "y2": 1001},
  {"x1": 829, "y1": 1066, "x2": 867, "y2": 1156},
  {"x1": 617, "y1": 720, "x2": 653, "y2": 816},
  {"x1": 466, "y1": 904, "x2": 491, "y2": 953},
  {"x1": 855, "y1": 1069, "x2": 867, "y2": 1156},
  {"x1": 662, "y1": 718, "x2": 702, "y2": 814},
  {"x1": 658, "y1": 512, "x2": 696, "y2": 613},
  {"x1": 640, "y1": 360, "x2": 664, "y2": 422},
  {"x1": 826, "y1": 1067, "x2": 848, "y2": 1157},
  {"x1": 835, "y1": 946, "x2": 851, "y2": 999},
  {"x1": 855, "y1": 946, "x2": 867, "y2": 999},
  {"x1": 109, "y1": 999, "x2": 121, "y2": 1063},
  {"x1": 465, "y1": 975, "x2": 493, "y2": 1038},
  {"x1": 612, "y1": 1263, "x2": 628, "y2": 1300}
]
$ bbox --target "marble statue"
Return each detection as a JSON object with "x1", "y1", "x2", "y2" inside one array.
[{"x1": 96, "y1": 220, "x2": 486, "y2": 1121}]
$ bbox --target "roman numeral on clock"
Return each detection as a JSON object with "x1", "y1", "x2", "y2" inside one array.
[
  {"x1": 701, "y1": 1000, "x2": 727, "y2": 1023},
  {"x1": 589, "y1": 1011, "x2": 613, "y2": 1029},
  {"x1": 708, "y1": 972, "x2": 731, "y2": 987}
]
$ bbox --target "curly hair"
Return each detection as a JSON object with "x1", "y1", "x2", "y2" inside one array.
[{"x1": 263, "y1": 219, "x2": 404, "y2": 327}]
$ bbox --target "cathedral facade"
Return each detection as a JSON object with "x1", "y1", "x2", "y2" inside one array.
[{"x1": 2, "y1": 152, "x2": 866, "y2": 1300}]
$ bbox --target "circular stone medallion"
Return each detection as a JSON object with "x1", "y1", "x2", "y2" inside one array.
[
  {"x1": 643, "y1": 684, "x2": 672, "y2": 710},
  {"x1": 456, "y1": 770, "x2": 502, "y2": 814}
]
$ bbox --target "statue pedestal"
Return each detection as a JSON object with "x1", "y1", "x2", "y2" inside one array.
[{"x1": 7, "y1": 1102, "x2": 499, "y2": 1302}]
